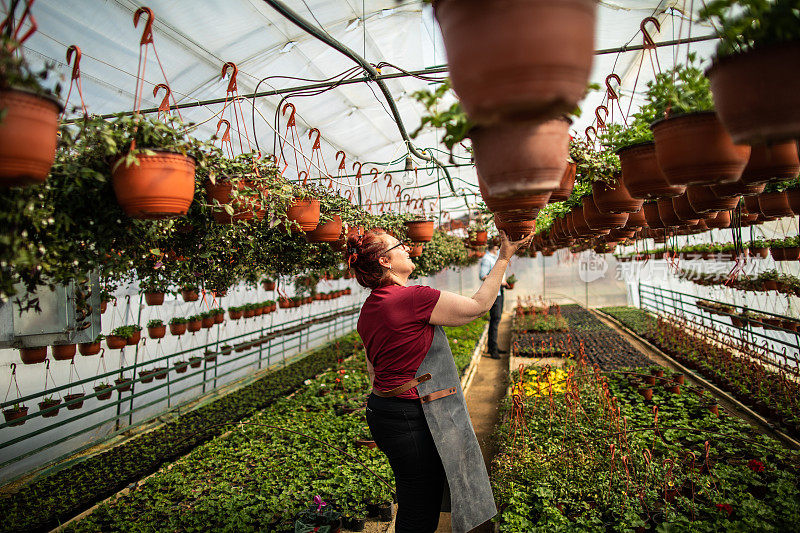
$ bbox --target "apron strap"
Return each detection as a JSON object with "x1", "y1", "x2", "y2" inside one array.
[
  {"x1": 372, "y1": 373, "x2": 431, "y2": 398},
  {"x1": 420, "y1": 387, "x2": 457, "y2": 404}
]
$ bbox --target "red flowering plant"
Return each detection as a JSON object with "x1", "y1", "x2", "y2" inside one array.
[{"x1": 748, "y1": 459, "x2": 765, "y2": 473}]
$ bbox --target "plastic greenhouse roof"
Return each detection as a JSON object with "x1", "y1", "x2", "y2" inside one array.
[{"x1": 18, "y1": 0, "x2": 720, "y2": 220}]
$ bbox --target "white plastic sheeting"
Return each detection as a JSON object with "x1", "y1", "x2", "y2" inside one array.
[{"x1": 17, "y1": 0, "x2": 719, "y2": 218}]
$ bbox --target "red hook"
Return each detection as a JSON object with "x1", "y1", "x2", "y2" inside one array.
[
  {"x1": 153, "y1": 83, "x2": 171, "y2": 114},
  {"x1": 595, "y1": 105, "x2": 609, "y2": 129},
  {"x1": 352, "y1": 161, "x2": 363, "y2": 181},
  {"x1": 133, "y1": 7, "x2": 155, "y2": 46},
  {"x1": 394, "y1": 183, "x2": 401, "y2": 198},
  {"x1": 585, "y1": 126, "x2": 597, "y2": 142},
  {"x1": 345, "y1": 189, "x2": 353, "y2": 202},
  {"x1": 335, "y1": 151, "x2": 346, "y2": 172},
  {"x1": 641, "y1": 16, "x2": 660, "y2": 49},
  {"x1": 216, "y1": 119, "x2": 231, "y2": 143},
  {"x1": 221, "y1": 62, "x2": 238, "y2": 94},
  {"x1": 298, "y1": 170, "x2": 308, "y2": 186},
  {"x1": 368, "y1": 168, "x2": 379, "y2": 183},
  {"x1": 365, "y1": 199, "x2": 373, "y2": 212},
  {"x1": 282, "y1": 103, "x2": 296, "y2": 127},
  {"x1": 66, "y1": 45, "x2": 81, "y2": 81},
  {"x1": 605, "y1": 73, "x2": 621, "y2": 101},
  {"x1": 308, "y1": 128, "x2": 321, "y2": 150}
]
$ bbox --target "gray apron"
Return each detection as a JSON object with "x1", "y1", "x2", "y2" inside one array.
[{"x1": 415, "y1": 326, "x2": 497, "y2": 533}]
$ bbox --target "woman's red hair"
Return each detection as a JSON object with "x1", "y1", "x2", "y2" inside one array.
[{"x1": 345, "y1": 229, "x2": 391, "y2": 289}]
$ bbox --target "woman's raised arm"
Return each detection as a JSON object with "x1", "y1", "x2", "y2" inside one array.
[{"x1": 429, "y1": 231, "x2": 533, "y2": 327}]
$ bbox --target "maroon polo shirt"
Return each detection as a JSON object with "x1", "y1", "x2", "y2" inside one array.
[{"x1": 357, "y1": 284, "x2": 441, "y2": 399}]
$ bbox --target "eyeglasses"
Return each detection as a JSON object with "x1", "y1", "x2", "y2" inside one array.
[{"x1": 382, "y1": 240, "x2": 409, "y2": 255}]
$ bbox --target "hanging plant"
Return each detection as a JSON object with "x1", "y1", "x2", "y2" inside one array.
[{"x1": 700, "y1": 0, "x2": 800, "y2": 144}]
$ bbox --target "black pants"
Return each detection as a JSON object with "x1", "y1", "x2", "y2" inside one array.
[
  {"x1": 366, "y1": 393, "x2": 446, "y2": 533},
  {"x1": 488, "y1": 293, "x2": 504, "y2": 356}
]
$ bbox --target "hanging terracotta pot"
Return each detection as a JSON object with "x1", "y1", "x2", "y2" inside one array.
[
  {"x1": 144, "y1": 292, "x2": 165, "y2": 306},
  {"x1": 548, "y1": 161, "x2": 577, "y2": 203},
  {"x1": 617, "y1": 142, "x2": 685, "y2": 199},
  {"x1": 758, "y1": 191, "x2": 793, "y2": 218},
  {"x1": 112, "y1": 151, "x2": 196, "y2": 219},
  {"x1": 651, "y1": 112, "x2": 751, "y2": 186},
  {"x1": 468, "y1": 231, "x2": 488, "y2": 247},
  {"x1": 657, "y1": 198, "x2": 682, "y2": 227},
  {"x1": 591, "y1": 177, "x2": 643, "y2": 214},
  {"x1": 434, "y1": 0, "x2": 596, "y2": 124},
  {"x1": 494, "y1": 211, "x2": 537, "y2": 240},
  {"x1": 582, "y1": 196, "x2": 627, "y2": 231},
  {"x1": 286, "y1": 198, "x2": 320, "y2": 232},
  {"x1": 170, "y1": 322, "x2": 187, "y2": 335},
  {"x1": 671, "y1": 194, "x2": 702, "y2": 225},
  {"x1": 471, "y1": 118, "x2": 569, "y2": 198},
  {"x1": 181, "y1": 289, "x2": 198, "y2": 302},
  {"x1": 479, "y1": 176, "x2": 551, "y2": 216},
  {"x1": 707, "y1": 42, "x2": 800, "y2": 145},
  {"x1": 64, "y1": 393, "x2": 85, "y2": 410},
  {"x1": 78, "y1": 342, "x2": 101, "y2": 356},
  {"x1": 704, "y1": 210, "x2": 731, "y2": 229},
  {"x1": 18, "y1": 346, "x2": 47, "y2": 365},
  {"x1": 408, "y1": 243, "x2": 424, "y2": 258},
  {"x1": 687, "y1": 185, "x2": 740, "y2": 213},
  {"x1": 187, "y1": 319, "x2": 202, "y2": 332},
  {"x1": 642, "y1": 202, "x2": 664, "y2": 229},
  {"x1": 306, "y1": 215, "x2": 343, "y2": 243},
  {"x1": 106, "y1": 336, "x2": 127, "y2": 350},
  {"x1": 205, "y1": 178, "x2": 263, "y2": 224},
  {"x1": 786, "y1": 189, "x2": 800, "y2": 215},
  {"x1": 710, "y1": 178, "x2": 765, "y2": 199},
  {"x1": 404, "y1": 219, "x2": 435, "y2": 242},
  {"x1": 0, "y1": 89, "x2": 61, "y2": 187},
  {"x1": 38, "y1": 398, "x2": 61, "y2": 418},
  {"x1": 739, "y1": 141, "x2": 800, "y2": 185},
  {"x1": 609, "y1": 228, "x2": 636, "y2": 240},
  {"x1": 148, "y1": 324, "x2": 166, "y2": 339},
  {"x1": 743, "y1": 195, "x2": 761, "y2": 214},
  {"x1": 625, "y1": 208, "x2": 646, "y2": 229},
  {"x1": 51, "y1": 344, "x2": 77, "y2": 361}
]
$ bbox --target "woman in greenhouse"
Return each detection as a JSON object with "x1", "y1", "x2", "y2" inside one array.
[{"x1": 347, "y1": 228, "x2": 532, "y2": 533}]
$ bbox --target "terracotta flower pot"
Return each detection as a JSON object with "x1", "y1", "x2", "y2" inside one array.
[
  {"x1": 205, "y1": 178, "x2": 263, "y2": 224},
  {"x1": 785, "y1": 189, "x2": 800, "y2": 215},
  {"x1": 749, "y1": 246, "x2": 769, "y2": 259},
  {"x1": 20, "y1": 346, "x2": 47, "y2": 365},
  {"x1": 169, "y1": 322, "x2": 187, "y2": 336},
  {"x1": 651, "y1": 112, "x2": 750, "y2": 186},
  {"x1": 758, "y1": 191, "x2": 793, "y2": 218},
  {"x1": 174, "y1": 361, "x2": 189, "y2": 374},
  {"x1": 707, "y1": 41, "x2": 800, "y2": 145},
  {"x1": 181, "y1": 290, "x2": 199, "y2": 302},
  {"x1": 770, "y1": 248, "x2": 785, "y2": 261},
  {"x1": 656, "y1": 198, "x2": 682, "y2": 227},
  {"x1": 112, "y1": 151, "x2": 196, "y2": 219},
  {"x1": 214, "y1": 312, "x2": 224, "y2": 324},
  {"x1": 146, "y1": 325, "x2": 166, "y2": 339},
  {"x1": 671, "y1": 194, "x2": 702, "y2": 224},
  {"x1": 306, "y1": 214, "x2": 343, "y2": 243},
  {"x1": 139, "y1": 369, "x2": 155, "y2": 384},
  {"x1": 64, "y1": 393, "x2": 85, "y2": 410},
  {"x1": 52, "y1": 344, "x2": 77, "y2": 361},
  {"x1": 687, "y1": 185, "x2": 740, "y2": 213},
  {"x1": 625, "y1": 208, "x2": 646, "y2": 229},
  {"x1": 201, "y1": 317, "x2": 214, "y2": 328},
  {"x1": 494, "y1": 212, "x2": 537, "y2": 240},
  {"x1": 710, "y1": 179, "x2": 764, "y2": 199},
  {"x1": 705, "y1": 210, "x2": 732, "y2": 229},
  {"x1": 404, "y1": 220, "x2": 435, "y2": 242},
  {"x1": 468, "y1": 231, "x2": 488, "y2": 247},
  {"x1": 3, "y1": 406, "x2": 29, "y2": 426},
  {"x1": 187, "y1": 320, "x2": 202, "y2": 332},
  {"x1": 479, "y1": 176, "x2": 550, "y2": 216},
  {"x1": 434, "y1": 0, "x2": 596, "y2": 123},
  {"x1": 642, "y1": 202, "x2": 664, "y2": 229},
  {"x1": 639, "y1": 388, "x2": 654, "y2": 401},
  {"x1": 286, "y1": 198, "x2": 320, "y2": 232},
  {"x1": 144, "y1": 292, "x2": 165, "y2": 306},
  {"x1": 106, "y1": 336, "x2": 127, "y2": 350},
  {"x1": 38, "y1": 399, "x2": 61, "y2": 418},
  {"x1": 0, "y1": 89, "x2": 61, "y2": 187},
  {"x1": 739, "y1": 141, "x2": 800, "y2": 185},
  {"x1": 609, "y1": 228, "x2": 636, "y2": 240},
  {"x1": 548, "y1": 161, "x2": 577, "y2": 203},
  {"x1": 78, "y1": 342, "x2": 101, "y2": 356},
  {"x1": 229, "y1": 309, "x2": 243, "y2": 320},
  {"x1": 591, "y1": 178, "x2": 643, "y2": 214},
  {"x1": 617, "y1": 142, "x2": 685, "y2": 199},
  {"x1": 408, "y1": 243, "x2": 424, "y2": 257},
  {"x1": 471, "y1": 119, "x2": 569, "y2": 198},
  {"x1": 114, "y1": 378, "x2": 132, "y2": 392},
  {"x1": 582, "y1": 196, "x2": 627, "y2": 230},
  {"x1": 126, "y1": 330, "x2": 141, "y2": 346}
]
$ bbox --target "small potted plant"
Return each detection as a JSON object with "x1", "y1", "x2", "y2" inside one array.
[
  {"x1": 505, "y1": 274, "x2": 517, "y2": 290},
  {"x1": 51, "y1": 343, "x2": 77, "y2": 361},
  {"x1": 187, "y1": 315, "x2": 202, "y2": 332},
  {"x1": 106, "y1": 327, "x2": 130, "y2": 350},
  {"x1": 228, "y1": 305, "x2": 243, "y2": 320},
  {"x1": 19, "y1": 346, "x2": 47, "y2": 365},
  {"x1": 220, "y1": 344, "x2": 233, "y2": 356},
  {"x1": 153, "y1": 366, "x2": 169, "y2": 380},
  {"x1": 94, "y1": 382, "x2": 113, "y2": 400},
  {"x1": 2, "y1": 403, "x2": 29, "y2": 426},
  {"x1": 262, "y1": 278, "x2": 276, "y2": 291},
  {"x1": 141, "y1": 278, "x2": 167, "y2": 306},
  {"x1": 169, "y1": 316, "x2": 188, "y2": 336},
  {"x1": 173, "y1": 360, "x2": 189, "y2": 374},
  {"x1": 188, "y1": 356, "x2": 203, "y2": 368},
  {"x1": 147, "y1": 319, "x2": 166, "y2": 339},
  {"x1": 64, "y1": 392, "x2": 86, "y2": 410},
  {"x1": 114, "y1": 377, "x2": 133, "y2": 392},
  {"x1": 181, "y1": 286, "x2": 199, "y2": 302},
  {"x1": 38, "y1": 396, "x2": 61, "y2": 418},
  {"x1": 201, "y1": 311, "x2": 215, "y2": 329},
  {"x1": 213, "y1": 308, "x2": 225, "y2": 324},
  {"x1": 139, "y1": 368, "x2": 156, "y2": 384}
]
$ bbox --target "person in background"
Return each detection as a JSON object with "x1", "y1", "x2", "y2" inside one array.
[{"x1": 479, "y1": 238, "x2": 510, "y2": 359}]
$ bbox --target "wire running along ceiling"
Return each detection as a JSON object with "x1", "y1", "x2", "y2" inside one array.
[{"x1": 17, "y1": 0, "x2": 719, "y2": 220}]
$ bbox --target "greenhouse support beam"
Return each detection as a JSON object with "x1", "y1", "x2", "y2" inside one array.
[{"x1": 261, "y1": 0, "x2": 458, "y2": 197}]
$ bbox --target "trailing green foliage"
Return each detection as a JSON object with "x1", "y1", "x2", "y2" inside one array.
[
  {"x1": 411, "y1": 230, "x2": 472, "y2": 278},
  {"x1": 700, "y1": 0, "x2": 800, "y2": 58},
  {"x1": 645, "y1": 53, "x2": 715, "y2": 118}
]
